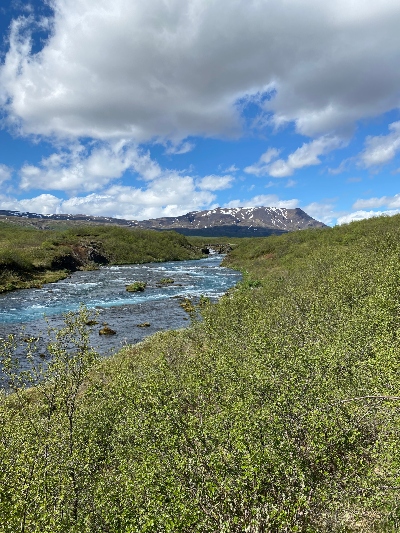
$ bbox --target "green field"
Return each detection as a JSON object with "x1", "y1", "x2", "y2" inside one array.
[{"x1": 2, "y1": 214, "x2": 400, "y2": 531}]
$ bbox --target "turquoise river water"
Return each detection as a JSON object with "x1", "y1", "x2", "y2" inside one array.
[{"x1": 0, "y1": 254, "x2": 241, "y2": 359}]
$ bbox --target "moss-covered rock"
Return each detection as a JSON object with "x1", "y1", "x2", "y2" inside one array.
[
  {"x1": 126, "y1": 281, "x2": 147, "y2": 292},
  {"x1": 158, "y1": 278, "x2": 174, "y2": 284}
]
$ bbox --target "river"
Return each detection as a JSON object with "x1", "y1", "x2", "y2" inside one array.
[{"x1": 0, "y1": 254, "x2": 241, "y2": 359}]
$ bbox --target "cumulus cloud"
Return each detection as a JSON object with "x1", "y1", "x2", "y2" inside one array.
[
  {"x1": 337, "y1": 209, "x2": 400, "y2": 225},
  {"x1": 359, "y1": 121, "x2": 400, "y2": 167},
  {"x1": 0, "y1": 139, "x2": 245, "y2": 218},
  {"x1": 1, "y1": 0, "x2": 400, "y2": 142},
  {"x1": 335, "y1": 193, "x2": 400, "y2": 225},
  {"x1": 198, "y1": 175, "x2": 234, "y2": 191},
  {"x1": 303, "y1": 201, "x2": 339, "y2": 225},
  {"x1": 0, "y1": 193, "x2": 61, "y2": 214},
  {"x1": 244, "y1": 148, "x2": 281, "y2": 177},
  {"x1": 245, "y1": 136, "x2": 344, "y2": 177},
  {"x1": 353, "y1": 193, "x2": 400, "y2": 209},
  {"x1": 61, "y1": 177, "x2": 215, "y2": 219},
  {"x1": 0, "y1": 173, "x2": 217, "y2": 220},
  {"x1": 269, "y1": 136, "x2": 345, "y2": 177},
  {"x1": 18, "y1": 142, "x2": 162, "y2": 193},
  {"x1": 225, "y1": 194, "x2": 298, "y2": 209}
]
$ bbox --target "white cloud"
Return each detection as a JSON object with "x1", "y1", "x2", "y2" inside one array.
[
  {"x1": 353, "y1": 193, "x2": 400, "y2": 210},
  {"x1": 0, "y1": 164, "x2": 12, "y2": 185},
  {"x1": 303, "y1": 201, "x2": 338, "y2": 225},
  {"x1": 244, "y1": 148, "x2": 281, "y2": 176},
  {"x1": 224, "y1": 194, "x2": 298, "y2": 209},
  {"x1": 0, "y1": 173, "x2": 217, "y2": 220},
  {"x1": 269, "y1": 136, "x2": 345, "y2": 177},
  {"x1": 223, "y1": 165, "x2": 239, "y2": 173},
  {"x1": 0, "y1": 193, "x2": 61, "y2": 214},
  {"x1": 18, "y1": 142, "x2": 162, "y2": 193},
  {"x1": 359, "y1": 121, "x2": 400, "y2": 167},
  {"x1": 245, "y1": 136, "x2": 344, "y2": 177},
  {"x1": 1, "y1": 139, "x2": 247, "y2": 218},
  {"x1": 61, "y1": 177, "x2": 215, "y2": 219},
  {"x1": 198, "y1": 175, "x2": 234, "y2": 191},
  {"x1": 1, "y1": 0, "x2": 400, "y2": 142},
  {"x1": 164, "y1": 141, "x2": 195, "y2": 155},
  {"x1": 19, "y1": 194, "x2": 62, "y2": 214},
  {"x1": 337, "y1": 209, "x2": 400, "y2": 225}
]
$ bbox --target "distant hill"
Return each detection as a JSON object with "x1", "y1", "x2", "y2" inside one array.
[{"x1": 0, "y1": 206, "x2": 326, "y2": 236}]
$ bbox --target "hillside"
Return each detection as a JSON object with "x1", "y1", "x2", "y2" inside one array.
[
  {"x1": 2, "y1": 214, "x2": 400, "y2": 530},
  {"x1": 0, "y1": 206, "x2": 326, "y2": 236}
]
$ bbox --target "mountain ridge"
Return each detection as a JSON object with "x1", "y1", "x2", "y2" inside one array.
[{"x1": 0, "y1": 206, "x2": 326, "y2": 237}]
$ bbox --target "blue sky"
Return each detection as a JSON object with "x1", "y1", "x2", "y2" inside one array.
[{"x1": 0, "y1": 0, "x2": 400, "y2": 225}]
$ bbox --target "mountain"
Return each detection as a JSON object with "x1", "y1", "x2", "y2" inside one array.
[
  {"x1": 0, "y1": 207, "x2": 326, "y2": 237},
  {"x1": 0, "y1": 210, "x2": 137, "y2": 227},
  {"x1": 136, "y1": 207, "x2": 326, "y2": 236}
]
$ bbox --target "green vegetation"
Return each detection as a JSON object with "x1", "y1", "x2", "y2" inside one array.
[
  {"x1": 158, "y1": 277, "x2": 175, "y2": 284},
  {"x1": 126, "y1": 281, "x2": 147, "y2": 292},
  {"x1": 0, "y1": 222, "x2": 204, "y2": 293},
  {"x1": 178, "y1": 296, "x2": 196, "y2": 315},
  {"x1": 3, "y1": 214, "x2": 400, "y2": 530}
]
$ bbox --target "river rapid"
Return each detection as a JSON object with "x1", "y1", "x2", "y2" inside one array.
[{"x1": 0, "y1": 254, "x2": 241, "y2": 359}]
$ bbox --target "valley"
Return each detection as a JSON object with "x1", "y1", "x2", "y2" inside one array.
[{"x1": 2, "y1": 213, "x2": 400, "y2": 530}]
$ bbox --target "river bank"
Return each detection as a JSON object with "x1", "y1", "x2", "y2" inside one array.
[{"x1": 0, "y1": 223, "x2": 207, "y2": 293}]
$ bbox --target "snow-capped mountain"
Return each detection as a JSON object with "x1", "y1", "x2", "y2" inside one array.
[
  {"x1": 0, "y1": 207, "x2": 326, "y2": 237},
  {"x1": 136, "y1": 207, "x2": 326, "y2": 236}
]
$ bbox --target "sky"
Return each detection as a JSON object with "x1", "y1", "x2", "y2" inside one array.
[{"x1": 0, "y1": 0, "x2": 399, "y2": 226}]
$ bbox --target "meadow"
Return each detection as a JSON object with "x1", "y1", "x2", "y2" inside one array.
[{"x1": 1, "y1": 214, "x2": 400, "y2": 531}]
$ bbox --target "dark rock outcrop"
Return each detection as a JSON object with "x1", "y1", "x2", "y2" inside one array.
[
  {"x1": 50, "y1": 242, "x2": 109, "y2": 271},
  {"x1": 50, "y1": 253, "x2": 82, "y2": 271}
]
